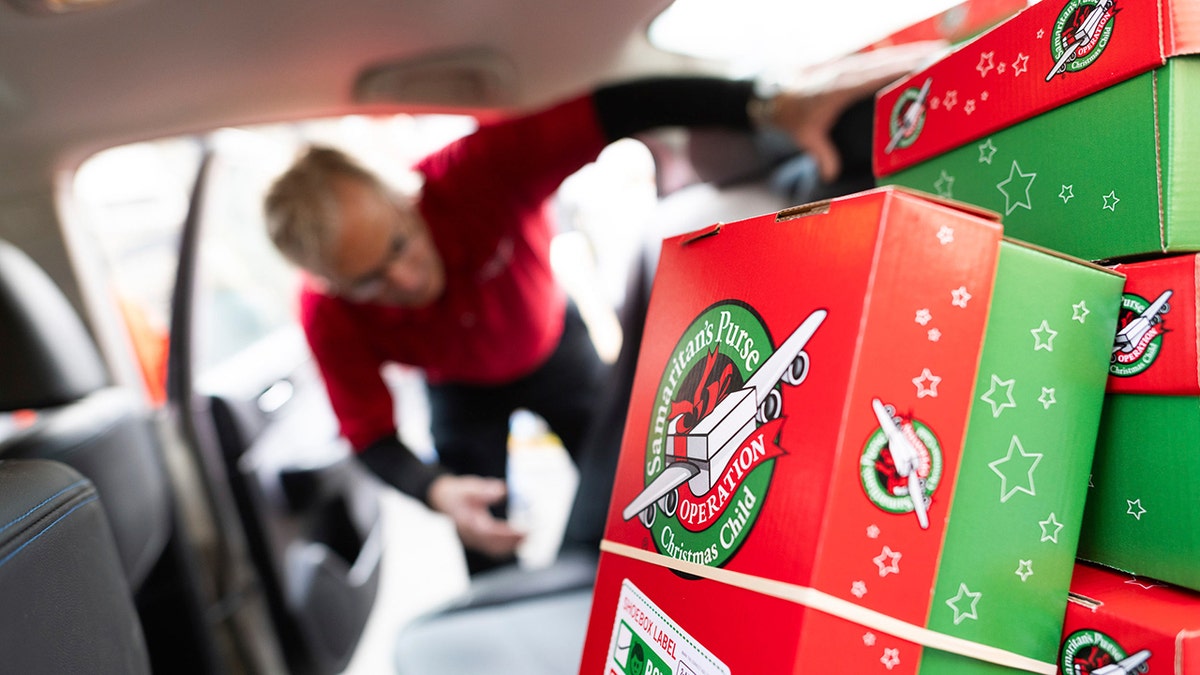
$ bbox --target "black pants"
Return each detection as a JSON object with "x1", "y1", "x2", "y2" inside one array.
[{"x1": 425, "y1": 303, "x2": 608, "y2": 573}]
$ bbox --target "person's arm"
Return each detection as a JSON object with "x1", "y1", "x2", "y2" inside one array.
[
  {"x1": 357, "y1": 435, "x2": 447, "y2": 502},
  {"x1": 593, "y1": 43, "x2": 942, "y2": 183},
  {"x1": 591, "y1": 77, "x2": 757, "y2": 142},
  {"x1": 593, "y1": 73, "x2": 884, "y2": 183},
  {"x1": 359, "y1": 435, "x2": 525, "y2": 557}
]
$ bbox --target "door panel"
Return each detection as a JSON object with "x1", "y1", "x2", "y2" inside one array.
[
  {"x1": 203, "y1": 336, "x2": 382, "y2": 675},
  {"x1": 170, "y1": 151, "x2": 383, "y2": 675}
]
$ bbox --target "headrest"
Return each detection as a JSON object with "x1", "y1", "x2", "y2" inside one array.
[{"x1": 0, "y1": 239, "x2": 108, "y2": 410}]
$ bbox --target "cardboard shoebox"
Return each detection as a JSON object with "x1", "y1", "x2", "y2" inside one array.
[
  {"x1": 579, "y1": 187, "x2": 1124, "y2": 674},
  {"x1": 1057, "y1": 563, "x2": 1200, "y2": 674},
  {"x1": 1074, "y1": 253, "x2": 1200, "y2": 592},
  {"x1": 872, "y1": 0, "x2": 1200, "y2": 261}
]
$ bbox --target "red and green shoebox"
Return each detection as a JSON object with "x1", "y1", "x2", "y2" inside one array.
[
  {"x1": 1074, "y1": 253, "x2": 1200, "y2": 592},
  {"x1": 1056, "y1": 563, "x2": 1200, "y2": 674},
  {"x1": 578, "y1": 187, "x2": 1124, "y2": 674},
  {"x1": 873, "y1": 0, "x2": 1200, "y2": 261}
]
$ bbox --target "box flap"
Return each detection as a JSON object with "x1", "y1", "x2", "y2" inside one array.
[
  {"x1": 879, "y1": 184, "x2": 1002, "y2": 223},
  {"x1": 674, "y1": 187, "x2": 1001, "y2": 244},
  {"x1": 1002, "y1": 236, "x2": 1125, "y2": 278}
]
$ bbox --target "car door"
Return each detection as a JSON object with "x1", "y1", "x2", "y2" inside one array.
[{"x1": 168, "y1": 142, "x2": 384, "y2": 675}]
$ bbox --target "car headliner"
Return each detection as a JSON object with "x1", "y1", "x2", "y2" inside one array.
[{"x1": 0, "y1": 0, "x2": 683, "y2": 195}]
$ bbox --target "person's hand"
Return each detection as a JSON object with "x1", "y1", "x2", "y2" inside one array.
[
  {"x1": 427, "y1": 474, "x2": 525, "y2": 559},
  {"x1": 766, "y1": 41, "x2": 948, "y2": 182}
]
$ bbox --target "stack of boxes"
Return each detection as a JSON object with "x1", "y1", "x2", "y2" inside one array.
[
  {"x1": 1082, "y1": 254, "x2": 1200, "y2": 594},
  {"x1": 578, "y1": 1, "x2": 1200, "y2": 673},
  {"x1": 577, "y1": 188, "x2": 1125, "y2": 673},
  {"x1": 875, "y1": 0, "x2": 1200, "y2": 670}
]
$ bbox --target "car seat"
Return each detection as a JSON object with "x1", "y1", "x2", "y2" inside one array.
[
  {"x1": 0, "y1": 458, "x2": 152, "y2": 673},
  {"x1": 0, "y1": 239, "x2": 212, "y2": 671},
  {"x1": 0, "y1": 238, "x2": 172, "y2": 590}
]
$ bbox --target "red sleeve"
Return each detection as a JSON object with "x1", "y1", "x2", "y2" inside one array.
[
  {"x1": 299, "y1": 290, "x2": 396, "y2": 452},
  {"x1": 416, "y1": 93, "x2": 608, "y2": 213}
]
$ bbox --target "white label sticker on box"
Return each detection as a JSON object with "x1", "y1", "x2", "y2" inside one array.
[{"x1": 606, "y1": 579, "x2": 731, "y2": 675}]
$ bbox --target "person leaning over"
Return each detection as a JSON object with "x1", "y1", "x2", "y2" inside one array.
[{"x1": 263, "y1": 55, "x2": 929, "y2": 574}]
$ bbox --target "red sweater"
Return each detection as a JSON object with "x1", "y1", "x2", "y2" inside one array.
[{"x1": 299, "y1": 95, "x2": 609, "y2": 451}]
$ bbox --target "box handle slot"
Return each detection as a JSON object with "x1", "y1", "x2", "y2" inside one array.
[
  {"x1": 1066, "y1": 591, "x2": 1103, "y2": 611},
  {"x1": 681, "y1": 222, "x2": 723, "y2": 246},
  {"x1": 776, "y1": 200, "x2": 830, "y2": 221}
]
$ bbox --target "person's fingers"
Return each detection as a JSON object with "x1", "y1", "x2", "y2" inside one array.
[
  {"x1": 459, "y1": 476, "x2": 507, "y2": 507},
  {"x1": 784, "y1": 75, "x2": 895, "y2": 182},
  {"x1": 802, "y1": 134, "x2": 841, "y2": 184},
  {"x1": 459, "y1": 512, "x2": 525, "y2": 557},
  {"x1": 429, "y1": 474, "x2": 498, "y2": 514},
  {"x1": 772, "y1": 42, "x2": 945, "y2": 183},
  {"x1": 427, "y1": 474, "x2": 526, "y2": 558},
  {"x1": 475, "y1": 519, "x2": 525, "y2": 545},
  {"x1": 848, "y1": 72, "x2": 911, "y2": 98},
  {"x1": 472, "y1": 535, "x2": 522, "y2": 558}
]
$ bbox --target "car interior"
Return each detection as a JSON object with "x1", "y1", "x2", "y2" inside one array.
[{"x1": 0, "y1": 0, "x2": 1011, "y2": 672}]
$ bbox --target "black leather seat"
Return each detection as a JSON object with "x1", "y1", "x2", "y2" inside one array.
[
  {"x1": 0, "y1": 458, "x2": 151, "y2": 673},
  {"x1": 0, "y1": 238, "x2": 172, "y2": 590}
]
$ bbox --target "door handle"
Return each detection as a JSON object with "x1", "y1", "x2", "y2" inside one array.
[{"x1": 257, "y1": 378, "x2": 294, "y2": 414}]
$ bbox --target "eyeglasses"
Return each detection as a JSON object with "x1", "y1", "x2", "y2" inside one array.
[
  {"x1": 334, "y1": 275, "x2": 390, "y2": 302},
  {"x1": 327, "y1": 205, "x2": 415, "y2": 301}
]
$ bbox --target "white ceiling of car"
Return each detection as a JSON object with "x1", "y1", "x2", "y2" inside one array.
[
  {"x1": 651, "y1": 0, "x2": 965, "y2": 71},
  {"x1": 0, "y1": 0, "x2": 682, "y2": 191},
  {"x1": 0, "y1": 0, "x2": 1002, "y2": 196}
]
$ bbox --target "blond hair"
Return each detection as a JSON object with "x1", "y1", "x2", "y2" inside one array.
[{"x1": 264, "y1": 146, "x2": 388, "y2": 273}]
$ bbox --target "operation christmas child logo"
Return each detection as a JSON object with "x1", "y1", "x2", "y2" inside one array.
[
  {"x1": 1059, "y1": 628, "x2": 1151, "y2": 674},
  {"x1": 885, "y1": 78, "x2": 932, "y2": 154},
  {"x1": 1045, "y1": 0, "x2": 1117, "y2": 81},
  {"x1": 1110, "y1": 289, "x2": 1171, "y2": 378},
  {"x1": 621, "y1": 302, "x2": 826, "y2": 568},
  {"x1": 859, "y1": 399, "x2": 943, "y2": 530}
]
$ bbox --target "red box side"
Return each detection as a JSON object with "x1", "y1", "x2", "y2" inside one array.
[
  {"x1": 809, "y1": 192, "x2": 1002, "y2": 627},
  {"x1": 1106, "y1": 253, "x2": 1199, "y2": 394},
  {"x1": 580, "y1": 551, "x2": 929, "y2": 674},
  {"x1": 1061, "y1": 563, "x2": 1200, "y2": 674},
  {"x1": 579, "y1": 552, "x2": 808, "y2": 674}
]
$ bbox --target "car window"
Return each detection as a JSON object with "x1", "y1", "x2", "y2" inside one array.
[
  {"x1": 72, "y1": 114, "x2": 656, "y2": 406},
  {"x1": 73, "y1": 137, "x2": 204, "y2": 403}
]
